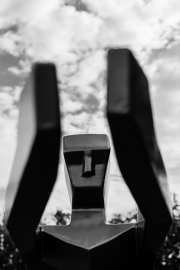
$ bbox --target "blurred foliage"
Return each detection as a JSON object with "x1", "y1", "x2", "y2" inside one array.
[
  {"x1": 53, "y1": 210, "x2": 71, "y2": 225},
  {"x1": 0, "y1": 220, "x2": 27, "y2": 270},
  {"x1": 153, "y1": 193, "x2": 180, "y2": 270},
  {"x1": 108, "y1": 209, "x2": 137, "y2": 224},
  {"x1": 0, "y1": 194, "x2": 180, "y2": 269}
]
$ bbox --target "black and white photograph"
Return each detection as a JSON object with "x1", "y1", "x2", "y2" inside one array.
[{"x1": 0, "y1": 0, "x2": 179, "y2": 269}]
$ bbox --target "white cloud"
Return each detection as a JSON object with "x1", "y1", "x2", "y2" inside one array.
[
  {"x1": 67, "y1": 50, "x2": 105, "y2": 87},
  {"x1": 8, "y1": 66, "x2": 21, "y2": 75},
  {"x1": 0, "y1": 3, "x2": 102, "y2": 63},
  {"x1": 0, "y1": 0, "x2": 179, "y2": 64},
  {"x1": 0, "y1": 116, "x2": 17, "y2": 188},
  {"x1": 0, "y1": 0, "x2": 62, "y2": 24},
  {"x1": 64, "y1": 111, "x2": 89, "y2": 125},
  {"x1": 147, "y1": 47, "x2": 180, "y2": 193},
  {"x1": 83, "y1": 0, "x2": 180, "y2": 54},
  {"x1": 0, "y1": 85, "x2": 22, "y2": 188},
  {"x1": 0, "y1": 86, "x2": 13, "y2": 92},
  {"x1": 0, "y1": 92, "x2": 14, "y2": 112},
  {"x1": 0, "y1": 85, "x2": 23, "y2": 107},
  {"x1": 62, "y1": 99, "x2": 83, "y2": 113},
  {"x1": 82, "y1": 0, "x2": 140, "y2": 19},
  {"x1": 0, "y1": 0, "x2": 179, "y2": 216},
  {"x1": 0, "y1": 31, "x2": 21, "y2": 56}
]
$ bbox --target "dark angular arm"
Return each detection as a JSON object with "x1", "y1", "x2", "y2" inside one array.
[
  {"x1": 107, "y1": 49, "x2": 172, "y2": 265},
  {"x1": 5, "y1": 64, "x2": 61, "y2": 269}
]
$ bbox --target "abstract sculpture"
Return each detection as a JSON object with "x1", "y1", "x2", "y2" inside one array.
[
  {"x1": 40, "y1": 134, "x2": 140, "y2": 270},
  {"x1": 5, "y1": 49, "x2": 172, "y2": 270},
  {"x1": 5, "y1": 63, "x2": 61, "y2": 270},
  {"x1": 107, "y1": 48, "x2": 172, "y2": 269}
]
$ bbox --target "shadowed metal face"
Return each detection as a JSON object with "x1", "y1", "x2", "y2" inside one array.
[{"x1": 63, "y1": 134, "x2": 110, "y2": 210}]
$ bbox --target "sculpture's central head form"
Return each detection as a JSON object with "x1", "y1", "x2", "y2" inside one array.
[{"x1": 63, "y1": 134, "x2": 110, "y2": 210}]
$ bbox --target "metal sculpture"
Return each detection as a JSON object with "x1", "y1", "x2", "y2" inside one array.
[
  {"x1": 5, "y1": 63, "x2": 61, "y2": 270},
  {"x1": 107, "y1": 48, "x2": 172, "y2": 269},
  {"x1": 40, "y1": 134, "x2": 140, "y2": 269},
  {"x1": 4, "y1": 49, "x2": 172, "y2": 270}
]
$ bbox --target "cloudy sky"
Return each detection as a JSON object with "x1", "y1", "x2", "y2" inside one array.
[{"x1": 0, "y1": 0, "x2": 179, "y2": 223}]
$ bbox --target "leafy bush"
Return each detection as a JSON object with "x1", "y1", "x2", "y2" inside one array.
[{"x1": 0, "y1": 194, "x2": 180, "y2": 269}]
